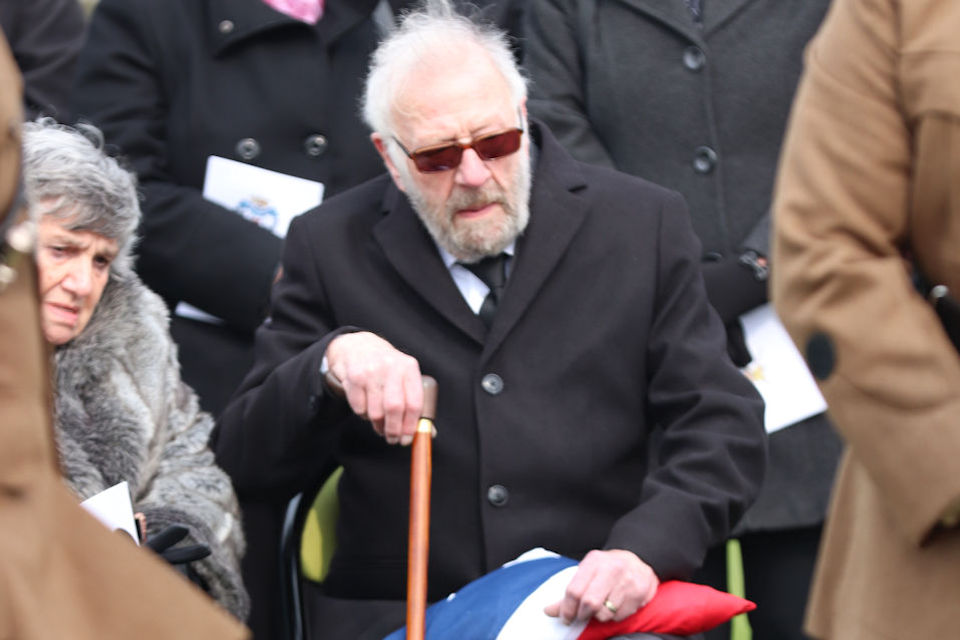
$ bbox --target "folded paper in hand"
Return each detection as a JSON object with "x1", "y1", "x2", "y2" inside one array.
[
  {"x1": 80, "y1": 481, "x2": 139, "y2": 545},
  {"x1": 739, "y1": 303, "x2": 828, "y2": 433}
]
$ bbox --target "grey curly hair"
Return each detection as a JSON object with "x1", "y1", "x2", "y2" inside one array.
[{"x1": 21, "y1": 118, "x2": 141, "y2": 276}]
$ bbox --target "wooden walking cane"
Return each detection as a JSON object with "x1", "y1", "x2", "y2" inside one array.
[
  {"x1": 408, "y1": 375, "x2": 437, "y2": 640},
  {"x1": 324, "y1": 371, "x2": 437, "y2": 640}
]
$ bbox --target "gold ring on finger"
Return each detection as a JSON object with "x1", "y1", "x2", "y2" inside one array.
[{"x1": 603, "y1": 599, "x2": 618, "y2": 614}]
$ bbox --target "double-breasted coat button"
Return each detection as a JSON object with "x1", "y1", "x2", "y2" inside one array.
[
  {"x1": 693, "y1": 146, "x2": 718, "y2": 174},
  {"x1": 481, "y1": 373, "x2": 503, "y2": 395},
  {"x1": 303, "y1": 134, "x2": 328, "y2": 157},
  {"x1": 683, "y1": 46, "x2": 705, "y2": 72},
  {"x1": 218, "y1": 19, "x2": 235, "y2": 34},
  {"x1": 703, "y1": 251, "x2": 723, "y2": 262},
  {"x1": 235, "y1": 137, "x2": 260, "y2": 161},
  {"x1": 487, "y1": 484, "x2": 509, "y2": 507}
]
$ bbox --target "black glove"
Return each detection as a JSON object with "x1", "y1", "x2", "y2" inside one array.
[
  {"x1": 146, "y1": 524, "x2": 211, "y2": 565},
  {"x1": 702, "y1": 254, "x2": 769, "y2": 367},
  {"x1": 725, "y1": 318, "x2": 752, "y2": 368},
  {"x1": 701, "y1": 255, "x2": 768, "y2": 325}
]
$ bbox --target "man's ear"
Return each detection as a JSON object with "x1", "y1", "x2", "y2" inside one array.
[{"x1": 371, "y1": 133, "x2": 406, "y2": 193}]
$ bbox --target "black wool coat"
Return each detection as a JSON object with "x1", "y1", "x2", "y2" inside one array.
[
  {"x1": 70, "y1": 0, "x2": 392, "y2": 416},
  {"x1": 214, "y1": 122, "x2": 767, "y2": 606}
]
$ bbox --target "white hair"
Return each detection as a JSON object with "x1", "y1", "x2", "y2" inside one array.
[
  {"x1": 361, "y1": 0, "x2": 527, "y2": 139},
  {"x1": 21, "y1": 118, "x2": 141, "y2": 277}
]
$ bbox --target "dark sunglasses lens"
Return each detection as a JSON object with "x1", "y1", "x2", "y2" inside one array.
[
  {"x1": 409, "y1": 129, "x2": 522, "y2": 172},
  {"x1": 474, "y1": 130, "x2": 522, "y2": 160},
  {"x1": 414, "y1": 144, "x2": 463, "y2": 172}
]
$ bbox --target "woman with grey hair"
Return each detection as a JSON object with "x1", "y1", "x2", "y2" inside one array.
[{"x1": 22, "y1": 119, "x2": 250, "y2": 621}]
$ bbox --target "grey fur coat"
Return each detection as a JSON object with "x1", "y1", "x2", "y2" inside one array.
[{"x1": 52, "y1": 273, "x2": 250, "y2": 620}]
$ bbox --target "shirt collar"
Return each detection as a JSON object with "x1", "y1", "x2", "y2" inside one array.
[{"x1": 437, "y1": 242, "x2": 515, "y2": 270}]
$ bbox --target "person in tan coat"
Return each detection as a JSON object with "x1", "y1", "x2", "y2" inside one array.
[
  {"x1": 0, "y1": 32, "x2": 248, "y2": 640},
  {"x1": 771, "y1": 0, "x2": 960, "y2": 638}
]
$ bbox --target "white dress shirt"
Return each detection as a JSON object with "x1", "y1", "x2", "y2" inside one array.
[{"x1": 436, "y1": 243, "x2": 515, "y2": 314}]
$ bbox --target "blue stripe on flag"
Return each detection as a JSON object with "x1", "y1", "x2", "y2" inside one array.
[{"x1": 383, "y1": 556, "x2": 578, "y2": 640}]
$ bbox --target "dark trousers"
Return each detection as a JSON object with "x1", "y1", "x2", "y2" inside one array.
[{"x1": 694, "y1": 526, "x2": 822, "y2": 640}]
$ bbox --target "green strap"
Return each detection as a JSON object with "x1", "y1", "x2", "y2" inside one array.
[{"x1": 727, "y1": 539, "x2": 752, "y2": 640}]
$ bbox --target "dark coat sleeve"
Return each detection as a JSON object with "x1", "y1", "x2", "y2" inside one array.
[
  {"x1": 604, "y1": 190, "x2": 767, "y2": 578},
  {"x1": 524, "y1": 0, "x2": 615, "y2": 169},
  {"x1": 70, "y1": 0, "x2": 281, "y2": 332},
  {"x1": 212, "y1": 213, "x2": 353, "y2": 499},
  {"x1": 0, "y1": 0, "x2": 85, "y2": 120}
]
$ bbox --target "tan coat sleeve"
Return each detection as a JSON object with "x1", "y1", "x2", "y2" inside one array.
[
  {"x1": 0, "y1": 32, "x2": 248, "y2": 639},
  {"x1": 772, "y1": 0, "x2": 960, "y2": 546}
]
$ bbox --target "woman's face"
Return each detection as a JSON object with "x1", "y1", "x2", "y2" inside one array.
[{"x1": 36, "y1": 214, "x2": 118, "y2": 345}]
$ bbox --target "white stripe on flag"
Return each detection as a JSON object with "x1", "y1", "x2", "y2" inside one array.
[{"x1": 495, "y1": 566, "x2": 588, "y2": 639}]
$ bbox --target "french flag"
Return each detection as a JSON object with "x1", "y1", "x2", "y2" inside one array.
[{"x1": 383, "y1": 549, "x2": 754, "y2": 640}]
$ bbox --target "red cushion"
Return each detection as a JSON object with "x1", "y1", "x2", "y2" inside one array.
[{"x1": 578, "y1": 581, "x2": 755, "y2": 639}]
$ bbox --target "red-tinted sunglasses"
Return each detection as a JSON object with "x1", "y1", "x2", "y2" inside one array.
[{"x1": 394, "y1": 124, "x2": 525, "y2": 173}]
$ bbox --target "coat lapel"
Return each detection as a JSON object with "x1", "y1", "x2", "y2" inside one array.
[
  {"x1": 206, "y1": 0, "x2": 379, "y2": 56},
  {"x1": 612, "y1": 0, "x2": 758, "y2": 42},
  {"x1": 702, "y1": 0, "x2": 757, "y2": 35},
  {"x1": 373, "y1": 186, "x2": 488, "y2": 345},
  {"x1": 206, "y1": 0, "x2": 300, "y2": 55},
  {"x1": 315, "y1": 0, "x2": 382, "y2": 46},
  {"x1": 612, "y1": 0, "x2": 702, "y2": 43},
  {"x1": 482, "y1": 122, "x2": 589, "y2": 359}
]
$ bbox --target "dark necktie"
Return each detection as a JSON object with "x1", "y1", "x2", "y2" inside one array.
[{"x1": 462, "y1": 253, "x2": 508, "y2": 328}]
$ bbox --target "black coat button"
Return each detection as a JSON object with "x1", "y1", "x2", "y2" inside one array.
[
  {"x1": 481, "y1": 373, "x2": 503, "y2": 395},
  {"x1": 693, "y1": 146, "x2": 717, "y2": 174},
  {"x1": 487, "y1": 484, "x2": 509, "y2": 507},
  {"x1": 703, "y1": 251, "x2": 724, "y2": 262},
  {"x1": 304, "y1": 134, "x2": 328, "y2": 157},
  {"x1": 683, "y1": 46, "x2": 705, "y2": 71},
  {"x1": 235, "y1": 137, "x2": 260, "y2": 161}
]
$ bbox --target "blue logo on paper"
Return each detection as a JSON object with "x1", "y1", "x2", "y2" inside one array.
[{"x1": 237, "y1": 196, "x2": 278, "y2": 232}]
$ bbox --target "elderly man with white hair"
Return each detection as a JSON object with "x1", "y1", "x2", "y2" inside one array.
[{"x1": 214, "y1": 2, "x2": 766, "y2": 638}]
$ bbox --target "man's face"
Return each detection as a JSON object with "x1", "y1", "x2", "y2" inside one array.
[
  {"x1": 374, "y1": 50, "x2": 531, "y2": 263},
  {"x1": 36, "y1": 213, "x2": 118, "y2": 345}
]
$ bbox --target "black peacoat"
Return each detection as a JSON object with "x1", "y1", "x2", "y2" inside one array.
[
  {"x1": 214, "y1": 122, "x2": 766, "y2": 616},
  {"x1": 70, "y1": 0, "x2": 393, "y2": 416}
]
